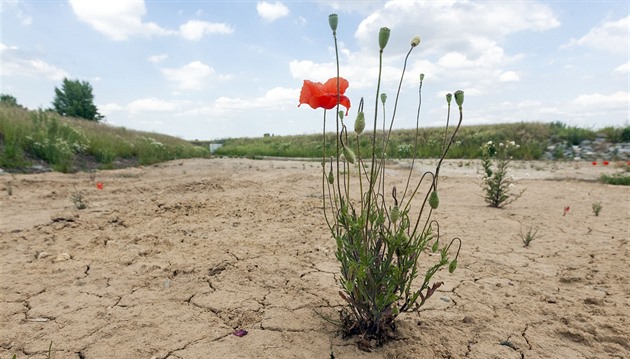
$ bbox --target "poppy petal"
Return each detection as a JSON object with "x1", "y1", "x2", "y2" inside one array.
[{"x1": 323, "y1": 77, "x2": 349, "y2": 95}]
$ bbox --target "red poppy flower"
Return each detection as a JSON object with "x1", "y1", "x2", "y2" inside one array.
[
  {"x1": 298, "y1": 77, "x2": 351, "y2": 114},
  {"x1": 591, "y1": 161, "x2": 597, "y2": 166},
  {"x1": 603, "y1": 160, "x2": 609, "y2": 166},
  {"x1": 96, "y1": 182, "x2": 104, "y2": 190}
]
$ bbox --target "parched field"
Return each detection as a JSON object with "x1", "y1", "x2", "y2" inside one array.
[{"x1": 1, "y1": 158, "x2": 628, "y2": 358}]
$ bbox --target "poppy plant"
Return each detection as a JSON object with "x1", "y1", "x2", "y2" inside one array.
[{"x1": 298, "y1": 77, "x2": 351, "y2": 114}]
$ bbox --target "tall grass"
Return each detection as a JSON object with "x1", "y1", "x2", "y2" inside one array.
[
  {"x1": 0, "y1": 105, "x2": 209, "y2": 172},
  {"x1": 214, "y1": 122, "x2": 628, "y2": 160}
]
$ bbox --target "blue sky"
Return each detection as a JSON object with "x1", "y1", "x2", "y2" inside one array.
[{"x1": 1, "y1": 0, "x2": 628, "y2": 140}]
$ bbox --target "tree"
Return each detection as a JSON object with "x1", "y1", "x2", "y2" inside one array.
[
  {"x1": 0, "y1": 94, "x2": 24, "y2": 108},
  {"x1": 52, "y1": 78, "x2": 103, "y2": 121}
]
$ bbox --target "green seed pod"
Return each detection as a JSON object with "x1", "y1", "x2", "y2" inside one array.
[
  {"x1": 429, "y1": 191, "x2": 439, "y2": 209},
  {"x1": 328, "y1": 14, "x2": 338, "y2": 32},
  {"x1": 327, "y1": 169, "x2": 334, "y2": 184},
  {"x1": 454, "y1": 90, "x2": 464, "y2": 108},
  {"x1": 431, "y1": 239, "x2": 439, "y2": 253},
  {"x1": 354, "y1": 111, "x2": 365, "y2": 134},
  {"x1": 378, "y1": 27, "x2": 391, "y2": 50},
  {"x1": 448, "y1": 258, "x2": 458, "y2": 273},
  {"x1": 419, "y1": 73, "x2": 425, "y2": 82},
  {"x1": 338, "y1": 110, "x2": 344, "y2": 121},
  {"x1": 390, "y1": 205, "x2": 400, "y2": 223},
  {"x1": 446, "y1": 93, "x2": 452, "y2": 105},
  {"x1": 342, "y1": 146, "x2": 356, "y2": 164},
  {"x1": 380, "y1": 93, "x2": 387, "y2": 105},
  {"x1": 410, "y1": 35, "x2": 421, "y2": 47}
]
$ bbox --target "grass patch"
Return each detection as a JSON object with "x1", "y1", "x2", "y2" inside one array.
[
  {"x1": 212, "y1": 122, "x2": 629, "y2": 160},
  {"x1": 600, "y1": 173, "x2": 630, "y2": 186},
  {"x1": 0, "y1": 105, "x2": 209, "y2": 172}
]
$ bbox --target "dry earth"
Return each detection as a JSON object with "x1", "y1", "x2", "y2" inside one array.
[{"x1": 1, "y1": 158, "x2": 628, "y2": 359}]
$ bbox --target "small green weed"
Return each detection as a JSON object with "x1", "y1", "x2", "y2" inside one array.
[
  {"x1": 70, "y1": 186, "x2": 88, "y2": 210},
  {"x1": 592, "y1": 202, "x2": 602, "y2": 216},
  {"x1": 480, "y1": 141, "x2": 525, "y2": 208},
  {"x1": 600, "y1": 173, "x2": 630, "y2": 186},
  {"x1": 520, "y1": 226, "x2": 540, "y2": 247}
]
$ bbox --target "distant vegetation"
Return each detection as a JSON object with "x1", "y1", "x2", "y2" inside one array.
[
  {"x1": 0, "y1": 104, "x2": 208, "y2": 173},
  {"x1": 210, "y1": 122, "x2": 630, "y2": 160}
]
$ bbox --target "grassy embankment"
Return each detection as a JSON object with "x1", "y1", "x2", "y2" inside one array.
[
  {"x1": 0, "y1": 105, "x2": 209, "y2": 173},
  {"x1": 206, "y1": 122, "x2": 629, "y2": 160}
]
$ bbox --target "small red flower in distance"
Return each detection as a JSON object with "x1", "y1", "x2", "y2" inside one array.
[
  {"x1": 591, "y1": 161, "x2": 597, "y2": 166},
  {"x1": 96, "y1": 182, "x2": 104, "y2": 190},
  {"x1": 603, "y1": 160, "x2": 609, "y2": 166},
  {"x1": 298, "y1": 77, "x2": 351, "y2": 114},
  {"x1": 563, "y1": 206, "x2": 570, "y2": 216}
]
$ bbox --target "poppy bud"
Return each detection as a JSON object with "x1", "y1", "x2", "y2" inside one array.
[
  {"x1": 328, "y1": 169, "x2": 334, "y2": 184},
  {"x1": 380, "y1": 93, "x2": 387, "y2": 105},
  {"x1": 446, "y1": 93, "x2": 452, "y2": 105},
  {"x1": 378, "y1": 27, "x2": 390, "y2": 50},
  {"x1": 354, "y1": 111, "x2": 365, "y2": 134},
  {"x1": 419, "y1": 73, "x2": 425, "y2": 82},
  {"x1": 448, "y1": 258, "x2": 458, "y2": 273},
  {"x1": 328, "y1": 14, "x2": 338, "y2": 32},
  {"x1": 431, "y1": 239, "x2": 439, "y2": 253},
  {"x1": 342, "y1": 146, "x2": 356, "y2": 164},
  {"x1": 390, "y1": 205, "x2": 400, "y2": 223},
  {"x1": 410, "y1": 36, "x2": 421, "y2": 47},
  {"x1": 454, "y1": 90, "x2": 464, "y2": 109},
  {"x1": 338, "y1": 110, "x2": 344, "y2": 121},
  {"x1": 429, "y1": 190, "x2": 439, "y2": 209}
]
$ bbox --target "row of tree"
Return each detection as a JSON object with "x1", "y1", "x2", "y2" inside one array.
[{"x1": 1, "y1": 78, "x2": 103, "y2": 122}]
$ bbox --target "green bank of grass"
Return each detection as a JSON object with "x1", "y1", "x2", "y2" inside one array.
[
  {"x1": 212, "y1": 122, "x2": 629, "y2": 161},
  {"x1": 0, "y1": 105, "x2": 209, "y2": 172}
]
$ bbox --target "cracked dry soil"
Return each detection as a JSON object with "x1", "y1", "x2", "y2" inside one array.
[{"x1": 1, "y1": 158, "x2": 628, "y2": 359}]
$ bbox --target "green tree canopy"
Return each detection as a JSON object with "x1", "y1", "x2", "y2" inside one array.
[
  {"x1": 52, "y1": 78, "x2": 103, "y2": 121},
  {"x1": 0, "y1": 94, "x2": 24, "y2": 108}
]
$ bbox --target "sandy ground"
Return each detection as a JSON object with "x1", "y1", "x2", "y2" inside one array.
[{"x1": 0, "y1": 158, "x2": 628, "y2": 359}]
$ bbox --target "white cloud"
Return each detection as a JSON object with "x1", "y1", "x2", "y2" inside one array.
[
  {"x1": 183, "y1": 87, "x2": 298, "y2": 117},
  {"x1": 499, "y1": 71, "x2": 520, "y2": 82},
  {"x1": 68, "y1": 0, "x2": 174, "y2": 41},
  {"x1": 565, "y1": 16, "x2": 629, "y2": 55},
  {"x1": 148, "y1": 54, "x2": 168, "y2": 64},
  {"x1": 161, "y1": 61, "x2": 215, "y2": 90},
  {"x1": 572, "y1": 91, "x2": 629, "y2": 107},
  {"x1": 613, "y1": 62, "x2": 629, "y2": 74},
  {"x1": 256, "y1": 1, "x2": 290, "y2": 22},
  {"x1": 99, "y1": 102, "x2": 124, "y2": 116},
  {"x1": 179, "y1": 20, "x2": 234, "y2": 41},
  {"x1": 0, "y1": 44, "x2": 68, "y2": 80},
  {"x1": 291, "y1": 0, "x2": 554, "y2": 100},
  {"x1": 355, "y1": 0, "x2": 559, "y2": 54},
  {"x1": 127, "y1": 98, "x2": 181, "y2": 113}
]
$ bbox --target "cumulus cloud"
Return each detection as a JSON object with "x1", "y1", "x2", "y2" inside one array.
[
  {"x1": 69, "y1": 0, "x2": 174, "y2": 41},
  {"x1": 183, "y1": 87, "x2": 298, "y2": 117},
  {"x1": 564, "y1": 16, "x2": 629, "y2": 55},
  {"x1": 257, "y1": 1, "x2": 290, "y2": 22},
  {"x1": 179, "y1": 20, "x2": 234, "y2": 41},
  {"x1": 572, "y1": 91, "x2": 629, "y2": 107},
  {"x1": 291, "y1": 0, "x2": 555, "y2": 98},
  {"x1": 0, "y1": 43, "x2": 68, "y2": 80},
  {"x1": 160, "y1": 61, "x2": 215, "y2": 90},
  {"x1": 147, "y1": 54, "x2": 168, "y2": 64},
  {"x1": 127, "y1": 98, "x2": 181, "y2": 113},
  {"x1": 499, "y1": 71, "x2": 520, "y2": 82},
  {"x1": 613, "y1": 62, "x2": 629, "y2": 74},
  {"x1": 354, "y1": 0, "x2": 559, "y2": 54}
]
